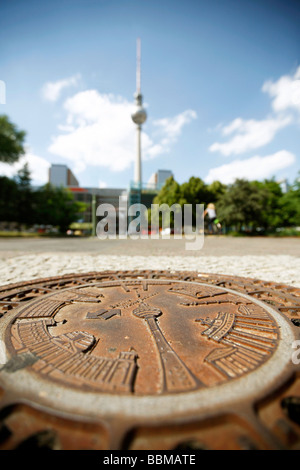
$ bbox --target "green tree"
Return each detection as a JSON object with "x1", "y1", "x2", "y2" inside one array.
[
  {"x1": 280, "y1": 176, "x2": 300, "y2": 227},
  {"x1": 148, "y1": 176, "x2": 226, "y2": 229},
  {"x1": 252, "y1": 179, "x2": 284, "y2": 230},
  {"x1": 207, "y1": 180, "x2": 227, "y2": 204},
  {"x1": 0, "y1": 165, "x2": 34, "y2": 227},
  {"x1": 216, "y1": 179, "x2": 265, "y2": 232},
  {"x1": 154, "y1": 176, "x2": 186, "y2": 206},
  {"x1": 14, "y1": 163, "x2": 36, "y2": 227},
  {"x1": 0, "y1": 176, "x2": 19, "y2": 223},
  {"x1": 34, "y1": 184, "x2": 86, "y2": 233},
  {"x1": 0, "y1": 115, "x2": 26, "y2": 164},
  {"x1": 180, "y1": 177, "x2": 213, "y2": 226},
  {"x1": 149, "y1": 176, "x2": 187, "y2": 228},
  {"x1": 181, "y1": 177, "x2": 212, "y2": 205}
]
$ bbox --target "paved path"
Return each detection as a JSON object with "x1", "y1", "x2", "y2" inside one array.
[
  {"x1": 0, "y1": 236, "x2": 299, "y2": 287},
  {"x1": 1, "y1": 235, "x2": 300, "y2": 257}
]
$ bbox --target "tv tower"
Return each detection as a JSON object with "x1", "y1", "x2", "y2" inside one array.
[{"x1": 131, "y1": 38, "x2": 147, "y2": 189}]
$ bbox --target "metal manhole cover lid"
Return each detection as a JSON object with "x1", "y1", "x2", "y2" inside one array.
[{"x1": 0, "y1": 270, "x2": 299, "y2": 450}]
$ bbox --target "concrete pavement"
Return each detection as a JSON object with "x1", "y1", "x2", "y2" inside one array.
[{"x1": 0, "y1": 236, "x2": 299, "y2": 288}]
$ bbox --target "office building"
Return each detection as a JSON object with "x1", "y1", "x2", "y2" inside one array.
[{"x1": 49, "y1": 164, "x2": 79, "y2": 187}]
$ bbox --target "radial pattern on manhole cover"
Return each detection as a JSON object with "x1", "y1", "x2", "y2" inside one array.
[{"x1": 0, "y1": 270, "x2": 299, "y2": 450}]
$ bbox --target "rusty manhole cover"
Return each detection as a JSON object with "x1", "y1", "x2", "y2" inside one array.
[{"x1": 0, "y1": 270, "x2": 299, "y2": 450}]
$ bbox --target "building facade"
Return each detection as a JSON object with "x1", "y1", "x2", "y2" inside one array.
[
  {"x1": 48, "y1": 164, "x2": 173, "y2": 231},
  {"x1": 147, "y1": 169, "x2": 173, "y2": 190},
  {"x1": 49, "y1": 164, "x2": 79, "y2": 187}
]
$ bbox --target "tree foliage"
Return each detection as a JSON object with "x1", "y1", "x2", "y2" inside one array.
[
  {"x1": 181, "y1": 177, "x2": 212, "y2": 205},
  {"x1": 0, "y1": 115, "x2": 26, "y2": 164},
  {"x1": 216, "y1": 179, "x2": 268, "y2": 230},
  {"x1": 251, "y1": 179, "x2": 283, "y2": 230},
  {"x1": 14, "y1": 163, "x2": 36, "y2": 226},
  {"x1": 153, "y1": 176, "x2": 186, "y2": 207},
  {"x1": 279, "y1": 176, "x2": 300, "y2": 227},
  {"x1": 0, "y1": 176, "x2": 19, "y2": 222},
  {"x1": 0, "y1": 169, "x2": 86, "y2": 233},
  {"x1": 34, "y1": 184, "x2": 86, "y2": 233},
  {"x1": 150, "y1": 174, "x2": 300, "y2": 233},
  {"x1": 207, "y1": 180, "x2": 227, "y2": 202},
  {"x1": 149, "y1": 176, "x2": 187, "y2": 228},
  {"x1": 150, "y1": 176, "x2": 222, "y2": 227}
]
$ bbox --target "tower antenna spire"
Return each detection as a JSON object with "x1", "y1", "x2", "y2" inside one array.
[{"x1": 136, "y1": 37, "x2": 141, "y2": 94}]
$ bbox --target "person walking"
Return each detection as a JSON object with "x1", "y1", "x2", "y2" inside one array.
[{"x1": 204, "y1": 203, "x2": 218, "y2": 234}]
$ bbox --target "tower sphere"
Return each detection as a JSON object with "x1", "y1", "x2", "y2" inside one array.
[
  {"x1": 131, "y1": 106, "x2": 147, "y2": 125},
  {"x1": 131, "y1": 93, "x2": 147, "y2": 125}
]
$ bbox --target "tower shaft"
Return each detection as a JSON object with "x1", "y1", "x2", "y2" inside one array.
[
  {"x1": 131, "y1": 38, "x2": 147, "y2": 189},
  {"x1": 134, "y1": 124, "x2": 142, "y2": 187}
]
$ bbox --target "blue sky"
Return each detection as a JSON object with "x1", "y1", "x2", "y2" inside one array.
[{"x1": 0, "y1": 0, "x2": 299, "y2": 189}]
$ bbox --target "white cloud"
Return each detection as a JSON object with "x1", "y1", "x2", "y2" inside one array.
[
  {"x1": 209, "y1": 68, "x2": 300, "y2": 158},
  {"x1": 205, "y1": 150, "x2": 295, "y2": 184},
  {"x1": 99, "y1": 180, "x2": 108, "y2": 188},
  {"x1": 209, "y1": 115, "x2": 291, "y2": 156},
  {"x1": 41, "y1": 74, "x2": 81, "y2": 102},
  {"x1": 153, "y1": 110, "x2": 197, "y2": 146},
  {"x1": 48, "y1": 90, "x2": 137, "y2": 173},
  {"x1": 57, "y1": 124, "x2": 76, "y2": 132},
  {"x1": 48, "y1": 90, "x2": 197, "y2": 173},
  {"x1": 144, "y1": 143, "x2": 165, "y2": 159},
  {"x1": 0, "y1": 152, "x2": 50, "y2": 185},
  {"x1": 262, "y1": 66, "x2": 300, "y2": 113}
]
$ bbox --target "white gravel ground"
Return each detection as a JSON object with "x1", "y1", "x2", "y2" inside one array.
[{"x1": 0, "y1": 253, "x2": 299, "y2": 287}]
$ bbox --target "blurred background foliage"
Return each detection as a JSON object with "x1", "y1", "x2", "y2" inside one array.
[{"x1": 0, "y1": 114, "x2": 299, "y2": 235}]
